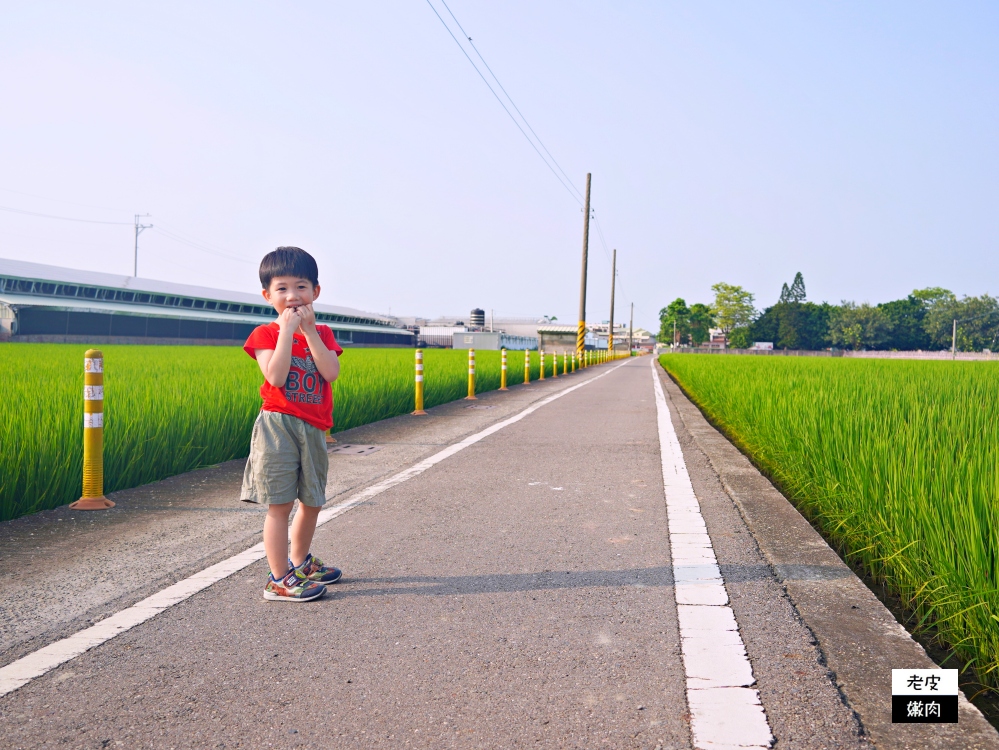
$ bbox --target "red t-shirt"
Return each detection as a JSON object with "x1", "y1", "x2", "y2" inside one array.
[{"x1": 243, "y1": 322, "x2": 343, "y2": 431}]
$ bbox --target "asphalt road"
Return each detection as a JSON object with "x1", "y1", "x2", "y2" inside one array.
[{"x1": 0, "y1": 356, "x2": 993, "y2": 748}]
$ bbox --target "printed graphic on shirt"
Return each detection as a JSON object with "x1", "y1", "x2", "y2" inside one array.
[{"x1": 285, "y1": 349, "x2": 325, "y2": 404}]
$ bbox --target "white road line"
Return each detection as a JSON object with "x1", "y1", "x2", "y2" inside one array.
[
  {"x1": 652, "y1": 359, "x2": 774, "y2": 750},
  {"x1": 0, "y1": 360, "x2": 630, "y2": 699}
]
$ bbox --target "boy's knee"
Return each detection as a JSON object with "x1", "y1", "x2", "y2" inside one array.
[{"x1": 267, "y1": 501, "x2": 294, "y2": 518}]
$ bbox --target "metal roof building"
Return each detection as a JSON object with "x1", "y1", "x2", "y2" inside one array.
[{"x1": 0, "y1": 258, "x2": 414, "y2": 347}]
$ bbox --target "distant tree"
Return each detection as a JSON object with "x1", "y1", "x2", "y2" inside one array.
[
  {"x1": 779, "y1": 272, "x2": 806, "y2": 304},
  {"x1": 923, "y1": 292, "x2": 999, "y2": 351},
  {"x1": 727, "y1": 326, "x2": 752, "y2": 349},
  {"x1": 658, "y1": 298, "x2": 715, "y2": 346},
  {"x1": 750, "y1": 296, "x2": 831, "y2": 351},
  {"x1": 777, "y1": 302, "x2": 831, "y2": 350},
  {"x1": 877, "y1": 295, "x2": 931, "y2": 350},
  {"x1": 828, "y1": 302, "x2": 892, "y2": 350},
  {"x1": 748, "y1": 306, "x2": 780, "y2": 345},
  {"x1": 689, "y1": 303, "x2": 715, "y2": 346},
  {"x1": 912, "y1": 287, "x2": 955, "y2": 309},
  {"x1": 710, "y1": 283, "x2": 756, "y2": 337},
  {"x1": 658, "y1": 298, "x2": 690, "y2": 345}
]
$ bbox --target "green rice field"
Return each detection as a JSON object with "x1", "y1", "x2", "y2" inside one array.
[
  {"x1": 660, "y1": 354, "x2": 999, "y2": 689},
  {"x1": 0, "y1": 344, "x2": 549, "y2": 522}
]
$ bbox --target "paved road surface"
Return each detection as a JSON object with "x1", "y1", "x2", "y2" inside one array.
[{"x1": 0, "y1": 357, "x2": 995, "y2": 748}]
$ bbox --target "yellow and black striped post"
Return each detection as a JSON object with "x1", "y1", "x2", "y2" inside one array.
[
  {"x1": 524, "y1": 348, "x2": 531, "y2": 384},
  {"x1": 70, "y1": 349, "x2": 113, "y2": 510},
  {"x1": 539, "y1": 349, "x2": 545, "y2": 380},
  {"x1": 500, "y1": 348, "x2": 508, "y2": 390},
  {"x1": 413, "y1": 349, "x2": 427, "y2": 415},
  {"x1": 466, "y1": 348, "x2": 477, "y2": 400}
]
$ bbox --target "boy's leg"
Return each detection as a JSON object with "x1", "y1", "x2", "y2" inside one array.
[
  {"x1": 264, "y1": 501, "x2": 295, "y2": 579},
  {"x1": 290, "y1": 503, "x2": 322, "y2": 568}
]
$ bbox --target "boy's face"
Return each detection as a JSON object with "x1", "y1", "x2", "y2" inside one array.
[{"x1": 262, "y1": 276, "x2": 321, "y2": 313}]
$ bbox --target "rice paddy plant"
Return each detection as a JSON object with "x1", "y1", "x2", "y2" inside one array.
[
  {"x1": 660, "y1": 354, "x2": 999, "y2": 688},
  {"x1": 0, "y1": 343, "x2": 545, "y2": 522}
]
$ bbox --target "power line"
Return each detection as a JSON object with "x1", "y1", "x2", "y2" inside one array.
[
  {"x1": 154, "y1": 224, "x2": 251, "y2": 264},
  {"x1": 0, "y1": 187, "x2": 131, "y2": 214},
  {"x1": 423, "y1": 0, "x2": 582, "y2": 206},
  {"x1": 422, "y1": 2, "x2": 641, "y2": 324},
  {"x1": 0, "y1": 204, "x2": 132, "y2": 225},
  {"x1": 438, "y1": 0, "x2": 585, "y2": 205},
  {"x1": 591, "y1": 215, "x2": 615, "y2": 266},
  {"x1": 0, "y1": 197, "x2": 250, "y2": 265}
]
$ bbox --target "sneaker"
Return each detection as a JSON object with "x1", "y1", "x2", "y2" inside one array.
[
  {"x1": 263, "y1": 568, "x2": 327, "y2": 602},
  {"x1": 294, "y1": 553, "x2": 343, "y2": 585}
]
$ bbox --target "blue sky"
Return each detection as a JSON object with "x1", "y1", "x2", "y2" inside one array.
[{"x1": 1, "y1": 2, "x2": 996, "y2": 330}]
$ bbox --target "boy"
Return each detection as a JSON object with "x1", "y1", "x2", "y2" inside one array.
[{"x1": 241, "y1": 247, "x2": 344, "y2": 602}]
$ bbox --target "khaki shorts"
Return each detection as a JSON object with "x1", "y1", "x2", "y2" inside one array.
[{"x1": 240, "y1": 411, "x2": 329, "y2": 507}]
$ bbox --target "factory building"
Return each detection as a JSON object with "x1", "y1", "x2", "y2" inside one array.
[{"x1": 0, "y1": 258, "x2": 414, "y2": 347}]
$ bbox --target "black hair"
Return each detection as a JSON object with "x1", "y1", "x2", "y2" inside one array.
[{"x1": 259, "y1": 247, "x2": 319, "y2": 289}]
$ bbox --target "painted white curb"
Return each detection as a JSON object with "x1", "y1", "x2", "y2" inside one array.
[{"x1": 652, "y1": 359, "x2": 774, "y2": 749}]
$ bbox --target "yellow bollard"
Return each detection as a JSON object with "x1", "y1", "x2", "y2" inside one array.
[
  {"x1": 500, "y1": 348, "x2": 508, "y2": 390},
  {"x1": 564, "y1": 351, "x2": 569, "y2": 375},
  {"x1": 466, "y1": 348, "x2": 477, "y2": 399},
  {"x1": 552, "y1": 351, "x2": 558, "y2": 378},
  {"x1": 571, "y1": 353, "x2": 576, "y2": 372},
  {"x1": 539, "y1": 349, "x2": 545, "y2": 380},
  {"x1": 524, "y1": 348, "x2": 531, "y2": 384},
  {"x1": 71, "y1": 349, "x2": 114, "y2": 510},
  {"x1": 413, "y1": 349, "x2": 427, "y2": 415}
]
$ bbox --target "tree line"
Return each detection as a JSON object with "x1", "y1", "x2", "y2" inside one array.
[{"x1": 659, "y1": 273, "x2": 999, "y2": 352}]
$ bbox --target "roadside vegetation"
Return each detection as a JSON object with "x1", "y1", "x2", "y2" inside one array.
[
  {"x1": 0, "y1": 344, "x2": 545, "y2": 522},
  {"x1": 660, "y1": 272, "x2": 999, "y2": 351},
  {"x1": 660, "y1": 354, "x2": 999, "y2": 689}
]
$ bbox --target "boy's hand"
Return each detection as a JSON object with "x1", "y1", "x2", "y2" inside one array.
[
  {"x1": 297, "y1": 304, "x2": 318, "y2": 335},
  {"x1": 277, "y1": 306, "x2": 302, "y2": 334}
]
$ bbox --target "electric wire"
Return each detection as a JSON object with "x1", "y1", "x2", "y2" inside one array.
[
  {"x1": 0, "y1": 204, "x2": 132, "y2": 225},
  {"x1": 425, "y1": 2, "x2": 640, "y2": 327},
  {"x1": 438, "y1": 0, "x2": 585, "y2": 205},
  {"x1": 423, "y1": 0, "x2": 583, "y2": 206},
  {"x1": 154, "y1": 224, "x2": 251, "y2": 264},
  {"x1": 0, "y1": 193, "x2": 249, "y2": 265},
  {"x1": 0, "y1": 187, "x2": 131, "y2": 214}
]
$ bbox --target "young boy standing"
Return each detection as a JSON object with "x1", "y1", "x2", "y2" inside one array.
[{"x1": 241, "y1": 247, "x2": 344, "y2": 602}]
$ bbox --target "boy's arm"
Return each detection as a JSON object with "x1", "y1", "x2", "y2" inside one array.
[
  {"x1": 297, "y1": 304, "x2": 340, "y2": 383},
  {"x1": 257, "y1": 308, "x2": 301, "y2": 387}
]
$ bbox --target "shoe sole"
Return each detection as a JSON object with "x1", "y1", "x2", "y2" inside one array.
[
  {"x1": 262, "y1": 586, "x2": 327, "y2": 602},
  {"x1": 314, "y1": 571, "x2": 342, "y2": 585}
]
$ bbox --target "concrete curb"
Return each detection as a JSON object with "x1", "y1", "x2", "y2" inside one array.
[{"x1": 655, "y1": 361, "x2": 999, "y2": 749}]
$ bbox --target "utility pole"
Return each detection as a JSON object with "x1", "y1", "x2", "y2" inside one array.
[
  {"x1": 608, "y1": 248, "x2": 616, "y2": 354},
  {"x1": 133, "y1": 214, "x2": 152, "y2": 277},
  {"x1": 952, "y1": 319, "x2": 957, "y2": 360},
  {"x1": 576, "y1": 173, "x2": 591, "y2": 357},
  {"x1": 628, "y1": 302, "x2": 634, "y2": 353}
]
